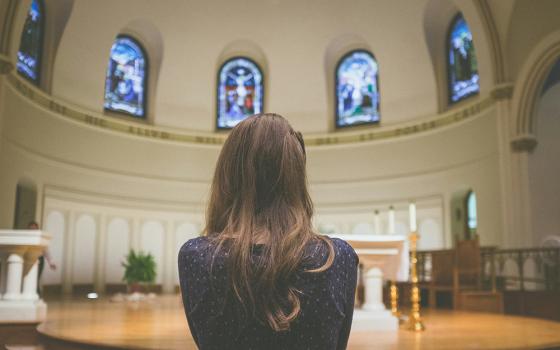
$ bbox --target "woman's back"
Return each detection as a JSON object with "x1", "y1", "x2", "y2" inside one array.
[{"x1": 179, "y1": 236, "x2": 358, "y2": 350}]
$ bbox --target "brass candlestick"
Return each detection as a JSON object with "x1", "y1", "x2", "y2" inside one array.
[
  {"x1": 390, "y1": 280, "x2": 400, "y2": 318},
  {"x1": 407, "y1": 231, "x2": 425, "y2": 332}
]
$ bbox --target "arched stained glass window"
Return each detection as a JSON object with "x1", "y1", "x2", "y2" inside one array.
[
  {"x1": 447, "y1": 14, "x2": 479, "y2": 104},
  {"x1": 104, "y1": 36, "x2": 147, "y2": 118},
  {"x1": 466, "y1": 191, "x2": 477, "y2": 233},
  {"x1": 17, "y1": 0, "x2": 44, "y2": 84},
  {"x1": 336, "y1": 50, "x2": 380, "y2": 128},
  {"x1": 217, "y1": 57, "x2": 264, "y2": 129}
]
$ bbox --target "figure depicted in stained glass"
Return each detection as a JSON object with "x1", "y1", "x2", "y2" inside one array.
[
  {"x1": 104, "y1": 36, "x2": 147, "y2": 118},
  {"x1": 448, "y1": 14, "x2": 479, "y2": 104},
  {"x1": 336, "y1": 50, "x2": 380, "y2": 128},
  {"x1": 17, "y1": 0, "x2": 44, "y2": 84},
  {"x1": 217, "y1": 57, "x2": 263, "y2": 129}
]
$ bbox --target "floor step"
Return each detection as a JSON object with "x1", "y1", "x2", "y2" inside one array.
[{"x1": 459, "y1": 291, "x2": 503, "y2": 313}]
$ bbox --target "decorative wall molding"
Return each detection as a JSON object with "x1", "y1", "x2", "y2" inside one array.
[
  {"x1": 491, "y1": 83, "x2": 514, "y2": 100},
  {"x1": 7, "y1": 72, "x2": 510, "y2": 147},
  {"x1": 0, "y1": 0, "x2": 18, "y2": 54},
  {"x1": 511, "y1": 134, "x2": 538, "y2": 153},
  {"x1": 512, "y1": 30, "x2": 560, "y2": 137},
  {"x1": 474, "y1": 0, "x2": 506, "y2": 84},
  {"x1": 0, "y1": 53, "x2": 13, "y2": 74}
]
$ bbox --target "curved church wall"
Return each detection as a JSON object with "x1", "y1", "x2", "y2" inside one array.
[{"x1": 0, "y1": 72, "x2": 504, "y2": 266}]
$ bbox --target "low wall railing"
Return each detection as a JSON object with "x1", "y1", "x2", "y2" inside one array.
[{"x1": 416, "y1": 246, "x2": 560, "y2": 291}]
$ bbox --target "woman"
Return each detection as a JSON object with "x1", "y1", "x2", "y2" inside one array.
[
  {"x1": 27, "y1": 220, "x2": 56, "y2": 295},
  {"x1": 179, "y1": 114, "x2": 358, "y2": 350}
]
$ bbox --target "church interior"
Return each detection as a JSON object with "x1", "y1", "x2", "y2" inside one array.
[{"x1": 0, "y1": 0, "x2": 560, "y2": 349}]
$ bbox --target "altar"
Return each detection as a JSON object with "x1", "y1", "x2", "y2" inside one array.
[{"x1": 329, "y1": 234, "x2": 409, "y2": 331}]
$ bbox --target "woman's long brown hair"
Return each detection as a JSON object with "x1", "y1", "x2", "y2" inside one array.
[{"x1": 204, "y1": 113, "x2": 334, "y2": 332}]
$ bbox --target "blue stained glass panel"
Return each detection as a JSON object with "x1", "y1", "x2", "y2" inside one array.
[
  {"x1": 104, "y1": 37, "x2": 147, "y2": 118},
  {"x1": 467, "y1": 191, "x2": 477, "y2": 231},
  {"x1": 336, "y1": 51, "x2": 380, "y2": 127},
  {"x1": 448, "y1": 15, "x2": 479, "y2": 104},
  {"x1": 217, "y1": 57, "x2": 263, "y2": 129},
  {"x1": 17, "y1": 0, "x2": 44, "y2": 83}
]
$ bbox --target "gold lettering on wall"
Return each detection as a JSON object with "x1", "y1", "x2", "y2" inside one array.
[{"x1": 8, "y1": 72, "x2": 506, "y2": 147}]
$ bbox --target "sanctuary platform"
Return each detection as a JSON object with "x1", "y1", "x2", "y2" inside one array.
[{"x1": 8, "y1": 295, "x2": 559, "y2": 350}]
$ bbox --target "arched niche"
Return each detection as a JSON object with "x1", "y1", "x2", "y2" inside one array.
[
  {"x1": 105, "y1": 217, "x2": 130, "y2": 284},
  {"x1": 8, "y1": 0, "x2": 75, "y2": 92},
  {"x1": 140, "y1": 220, "x2": 164, "y2": 285},
  {"x1": 528, "y1": 73, "x2": 560, "y2": 246},
  {"x1": 215, "y1": 39, "x2": 269, "y2": 127},
  {"x1": 423, "y1": 0, "x2": 497, "y2": 111},
  {"x1": 324, "y1": 33, "x2": 374, "y2": 131},
  {"x1": 72, "y1": 213, "x2": 96, "y2": 286},
  {"x1": 511, "y1": 29, "x2": 560, "y2": 144},
  {"x1": 109, "y1": 19, "x2": 164, "y2": 123},
  {"x1": 42, "y1": 209, "x2": 65, "y2": 285}
]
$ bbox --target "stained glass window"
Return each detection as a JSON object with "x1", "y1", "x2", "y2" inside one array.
[
  {"x1": 217, "y1": 57, "x2": 263, "y2": 129},
  {"x1": 104, "y1": 36, "x2": 147, "y2": 118},
  {"x1": 17, "y1": 0, "x2": 44, "y2": 84},
  {"x1": 336, "y1": 50, "x2": 380, "y2": 128},
  {"x1": 467, "y1": 191, "x2": 477, "y2": 233},
  {"x1": 448, "y1": 14, "x2": 479, "y2": 104}
]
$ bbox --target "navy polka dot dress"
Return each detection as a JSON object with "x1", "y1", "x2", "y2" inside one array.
[{"x1": 178, "y1": 236, "x2": 358, "y2": 350}]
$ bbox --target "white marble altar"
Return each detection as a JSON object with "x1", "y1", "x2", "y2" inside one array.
[
  {"x1": 0, "y1": 229, "x2": 51, "y2": 322},
  {"x1": 330, "y1": 234, "x2": 409, "y2": 331}
]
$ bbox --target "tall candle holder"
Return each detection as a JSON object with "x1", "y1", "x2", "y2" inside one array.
[
  {"x1": 407, "y1": 231, "x2": 425, "y2": 331},
  {"x1": 390, "y1": 280, "x2": 401, "y2": 318}
]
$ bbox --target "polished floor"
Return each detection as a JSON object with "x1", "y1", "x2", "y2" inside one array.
[{"x1": 36, "y1": 295, "x2": 560, "y2": 350}]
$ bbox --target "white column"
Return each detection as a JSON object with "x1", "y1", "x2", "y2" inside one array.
[
  {"x1": 362, "y1": 267, "x2": 385, "y2": 311},
  {"x1": 0, "y1": 254, "x2": 7, "y2": 294},
  {"x1": 22, "y1": 261, "x2": 39, "y2": 300},
  {"x1": 94, "y1": 214, "x2": 107, "y2": 294},
  {"x1": 3, "y1": 253, "x2": 24, "y2": 300},
  {"x1": 63, "y1": 211, "x2": 75, "y2": 294},
  {"x1": 162, "y1": 220, "x2": 175, "y2": 294}
]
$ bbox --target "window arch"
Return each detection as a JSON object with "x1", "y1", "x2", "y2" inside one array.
[
  {"x1": 104, "y1": 35, "x2": 148, "y2": 118},
  {"x1": 447, "y1": 13, "x2": 479, "y2": 104},
  {"x1": 466, "y1": 190, "x2": 477, "y2": 234},
  {"x1": 17, "y1": 0, "x2": 45, "y2": 84},
  {"x1": 216, "y1": 57, "x2": 264, "y2": 129},
  {"x1": 335, "y1": 50, "x2": 380, "y2": 128}
]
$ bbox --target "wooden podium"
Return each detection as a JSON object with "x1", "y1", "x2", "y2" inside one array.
[{"x1": 330, "y1": 234, "x2": 409, "y2": 331}]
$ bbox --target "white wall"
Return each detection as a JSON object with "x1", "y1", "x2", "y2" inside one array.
[
  {"x1": 49, "y1": 0, "x2": 439, "y2": 132},
  {"x1": 42, "y1": 189, "x2": 201, "y2": 292},
  {"x1": 8, "y1": 0, "x2": 560, "y2": 293},
  {"x1": 0, "y1": 73, "x2": 505, "y2": 250}
]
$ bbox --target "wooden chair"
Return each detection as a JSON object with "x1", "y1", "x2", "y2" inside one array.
[{"x1": 427, "y1": 237, "x2": 502, "y2": 312}]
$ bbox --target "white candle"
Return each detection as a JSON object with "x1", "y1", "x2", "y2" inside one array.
[
  {"x1": 409, "y1": 202, "x2": 417, "y2": 232},
  {"x1": 374, "y1": 210, "x2": 381, "y2": 234},
  {"x1": 388, "y1": 206, "x2": 395, "y2": 234}
]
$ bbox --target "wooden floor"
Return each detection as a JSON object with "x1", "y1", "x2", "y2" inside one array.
[{"x1": 33, "y1": 295, "x2": 560, "y2": 350}]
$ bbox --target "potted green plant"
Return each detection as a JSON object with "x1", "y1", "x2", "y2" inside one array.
[{"x1": 121, "y1": 249, "x2": 156, "y2": 294}]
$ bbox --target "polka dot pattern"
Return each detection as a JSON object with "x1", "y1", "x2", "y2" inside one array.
[{"x1": 178, "y1": 236, "x2": 358, "y2": 350}]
